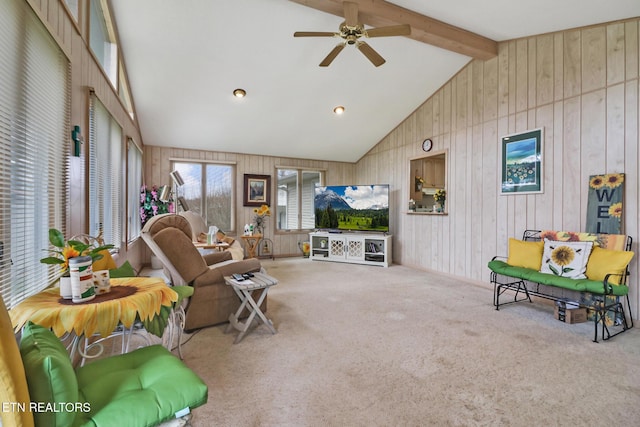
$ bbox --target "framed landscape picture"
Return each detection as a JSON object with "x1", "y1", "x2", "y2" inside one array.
[
  {"x1": 243, "y1": 174, "x2": 271, "y2": 206},
  {"x1": 500, "y1": 128, "x2": 543, "y2": 195}
]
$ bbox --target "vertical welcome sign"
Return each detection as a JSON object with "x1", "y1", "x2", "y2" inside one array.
[{"x1": 585, "y1": 173, "x2": 624, "y2": 234}]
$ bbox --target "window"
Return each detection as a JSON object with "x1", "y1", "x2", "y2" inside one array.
[
  {"x1": 173, "y1": 162, "x2": 234, "y2": 233},
  {"x1": 118, "y1": 61, "x2": 134, "y2": 120},
  {"x1": 127, "y1": 139, "x2": 142, "y2": 242},
  {"x1": 0, "y1": 0, "x2": 70, "y2": 307},
  {"x1": 63, "y1": 0, "x2": 79, "y2": 22},
  {"x1": 276, "y1": 169, "x2": 322, "y2": 230},
  {"x1": 89, "y1": 94, "x2": 123, "y2": 248},
  {"x1": 89, "y1": 0, "x2": 118, "y2": 86}
]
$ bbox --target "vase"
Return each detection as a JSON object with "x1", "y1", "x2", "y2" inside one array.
[
  {"x1": 59, "y1": 275, "x2": 72, "y2": 299},
  {"x1": 298, "y1": 241, "x2": 310, "y2": 258}
]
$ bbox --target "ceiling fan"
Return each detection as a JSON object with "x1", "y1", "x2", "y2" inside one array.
[{"x1": 294, "y1": 1, "x2": 411, "y2": 67}]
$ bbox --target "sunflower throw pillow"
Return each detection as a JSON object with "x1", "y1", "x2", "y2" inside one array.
[{"x1": 540, "y1": 239, "x2": 594, "y2": 279}]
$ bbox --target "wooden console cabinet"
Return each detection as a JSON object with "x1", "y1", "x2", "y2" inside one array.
[{"x1": 309, "y1": 232, "x2": 392, "y2": 267}]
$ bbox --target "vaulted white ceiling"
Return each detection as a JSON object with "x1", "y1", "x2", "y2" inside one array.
[{"x1": 110, "y1": 0, "x2": 640, "y2": 162}]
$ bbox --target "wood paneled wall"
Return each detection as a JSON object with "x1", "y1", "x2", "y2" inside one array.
[
  {"x1": 143, "y1": 145, "x2": 355, "y2": 258},
  {"x1": 356, "y1": 19, "x2": 640, "y2": 319},
  {"x1": 26, "y1": 0, "x2": 146, "y2": 267}
]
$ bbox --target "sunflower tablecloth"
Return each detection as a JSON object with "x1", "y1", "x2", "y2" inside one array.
[{"x1": 9, "y1": 277, "x2": 177, "y2": 338}]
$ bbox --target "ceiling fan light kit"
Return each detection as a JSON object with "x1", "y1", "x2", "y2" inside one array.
[{"x1": 294, "y1": 1, "x2": 410, "y2": 67}]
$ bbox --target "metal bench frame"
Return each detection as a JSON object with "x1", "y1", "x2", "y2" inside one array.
[{"x1": 491, "y1": 230, "x2": 634, "y2": 342}]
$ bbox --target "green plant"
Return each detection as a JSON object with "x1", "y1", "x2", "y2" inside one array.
[
  {"x1": 434, "y1": 189, "x2": 446, "y2": 204},
  {"x1": 40, "y1": 229, "x2": 114, "y2": 276}
]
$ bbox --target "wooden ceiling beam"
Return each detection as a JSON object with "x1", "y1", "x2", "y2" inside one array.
[{"x1": 289, "y1": 0, "x2": 497, "y2": 60}]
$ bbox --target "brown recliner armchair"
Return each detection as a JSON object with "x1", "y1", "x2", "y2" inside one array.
[{"x1": 141, "y1": 214, "x2": 264, "y2": 331}]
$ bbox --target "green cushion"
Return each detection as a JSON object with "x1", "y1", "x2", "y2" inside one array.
[
  {"x1": 108, "y1": 261, "x2": 136, "y2": 278},
  {"x1": 75, "y1": 344, "x2": 208, "y2": 427},
  {"x1": 488, "y1": 260, "x2": 629, "y2": 296},
  {"x1": 19, "y1": 322, "x2": 78, "y2": 427}
]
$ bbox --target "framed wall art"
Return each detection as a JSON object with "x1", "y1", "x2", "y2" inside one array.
[
  {"x1": 500, "y1": 128, "x2": 543, "y2": 195},
  {"x1": 243, "y1": 174, "x2": 271, "y2": 206}
]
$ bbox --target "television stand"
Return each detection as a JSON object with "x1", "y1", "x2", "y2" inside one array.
[{"x1": 309, "y1": 232, "x2": 391, "y2": 267}]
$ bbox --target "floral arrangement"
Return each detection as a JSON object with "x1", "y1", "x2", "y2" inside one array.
[
  {"x1": 434, "y1": 189, "x2": 446, "y2": 204},
  {"x1": 140, "y1": 185, "x2": 171, "y2": 226},
  {"x1": 252, "y1": 204, "x2": 271, "y2": 234},
  {"x1": 40, "y1": 229, "x2": 114, "y2": 277}
]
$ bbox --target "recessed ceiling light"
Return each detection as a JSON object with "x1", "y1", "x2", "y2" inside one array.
[
  {"x1": 233, "y1": 88, "x2": 246, "y2": 98},
  {"x1": 333, "y1": 105, "x2": 345, "y2": 114}
]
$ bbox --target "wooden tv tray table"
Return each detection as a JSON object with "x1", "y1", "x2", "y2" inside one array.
[{"x1": 224, "y1": 272, "x2": 277, "y2": 344}]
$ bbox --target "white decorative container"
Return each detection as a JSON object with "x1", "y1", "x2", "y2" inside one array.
[
  {"x1": 69, "y1": 256, "x2": 95, "y2": 303},
  {"x1": 59, "y1": 276, "x2": 72, "y2": 299}
]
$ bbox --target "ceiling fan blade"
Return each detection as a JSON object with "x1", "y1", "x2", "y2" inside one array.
[
  {"x1": 365, "y1": 24, "x2": 411, "y2": 38},
  {"x1": 319, "y1": 43, "x2": 345, "y2": 67},
  {"x1": 294, "y1": 31, "x2": 337, "y2": 37},
  {"x1": 343, "y1": 1, "x2": 358, "y2": 27},
  {"x1": 357, "y1": 41, "x2": 385, "y2": 67}
]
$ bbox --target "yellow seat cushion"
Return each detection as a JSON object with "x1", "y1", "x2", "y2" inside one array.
[
  {"x1": 92, "y1": 249, "x2": 117, "y2": 271},
  {"x1": 0, "y1": 297, "x2": 34, "y2": 427},
  {"x1": 586, "y1": 246, "x2": 634, "y2": 285},
  {"x1": 506, "y1": 238, "x2": 544, "y2": 270}
]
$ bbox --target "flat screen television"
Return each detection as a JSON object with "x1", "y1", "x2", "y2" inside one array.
[{"x1": 314, "y1": 185, "x2": 390, "y2": 233}]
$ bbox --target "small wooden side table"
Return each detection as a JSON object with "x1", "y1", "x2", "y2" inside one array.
[
  {"x1": 224, "y1": 272, "x2": 278, "y2": 343},
  {"x1": 241, "y1": 234, "x2": 262, "y2": 258}
]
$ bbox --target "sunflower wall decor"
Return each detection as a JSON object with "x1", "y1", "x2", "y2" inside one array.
[{"x1": 585, "y1": 173, "x2": 624, "y2": 234}]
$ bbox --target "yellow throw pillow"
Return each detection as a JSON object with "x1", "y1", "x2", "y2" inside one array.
[
  {"x1": 586, "y1": 246, "x2": 634, "y2": 285},
  {"x1": 507, "y1": 238, "x2": 544, "y2": 270},
  {"x1": 0, "y1": 297, "x2": 34, "y2": 427},
  {"x1": 92, "y1": 249, "x2": 117, "y2": 271}
]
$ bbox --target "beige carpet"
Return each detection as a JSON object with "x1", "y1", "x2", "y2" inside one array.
[{"x1": 178, "y1": 258, "x2": 640, "y2": 426}]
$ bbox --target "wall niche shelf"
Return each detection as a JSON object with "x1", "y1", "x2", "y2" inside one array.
[{"x1": 409, "y1": 149, "x2": 447, "y2": 215}]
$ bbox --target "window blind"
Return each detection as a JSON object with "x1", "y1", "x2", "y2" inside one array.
[
  {"x1": 0, "y1": 0, "x2": 70, "y2": 308},
  {"x1": 127, "y1": 138, "x2": 142, "y2": 242},
  {"x1": 88, "y1": 94, "x2": 123, "y2": 249}
]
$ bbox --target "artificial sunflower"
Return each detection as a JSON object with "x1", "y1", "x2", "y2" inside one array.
[
  {"x1": 252, "y1": 204, "x2": 271, "y2": 234},
  {"x1": 40, "y1": 228, "x2": 114, "y2": 277}
]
